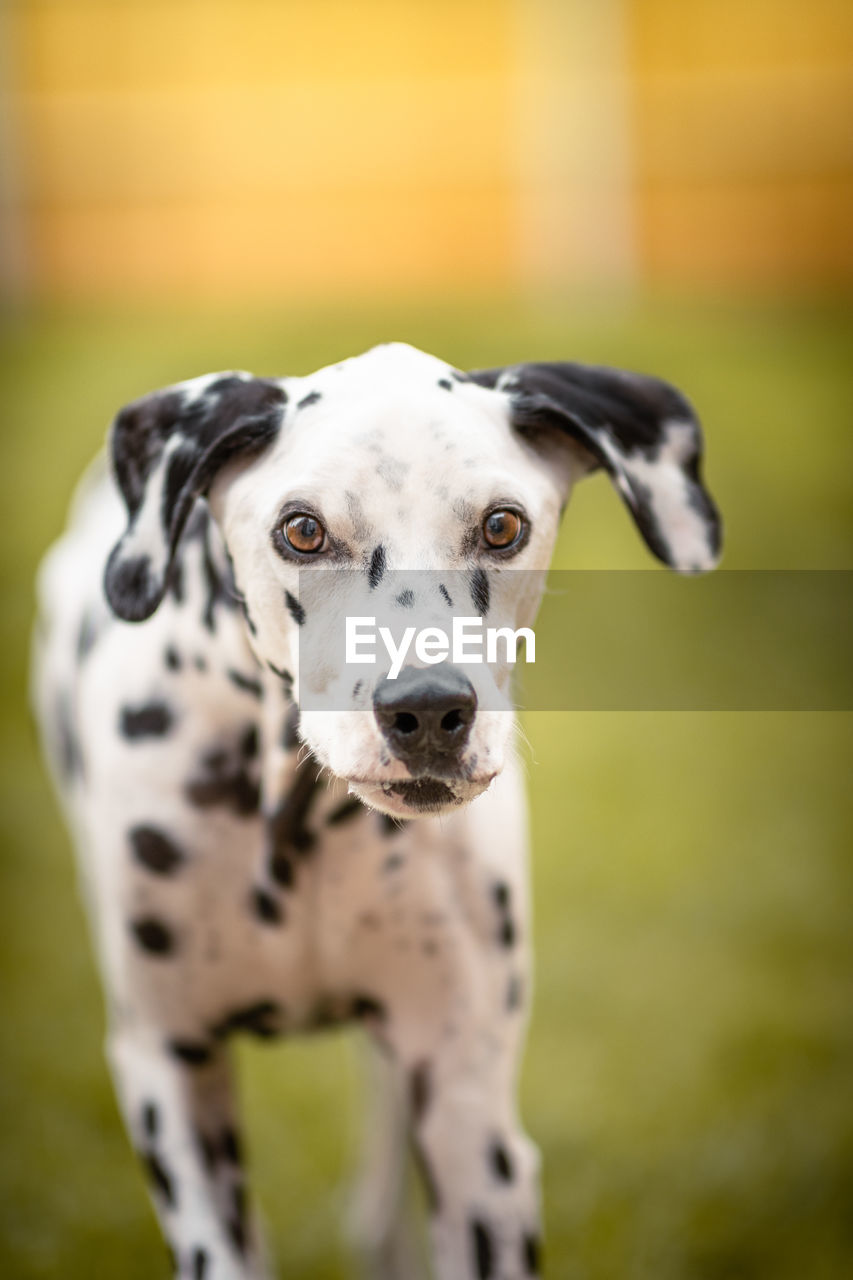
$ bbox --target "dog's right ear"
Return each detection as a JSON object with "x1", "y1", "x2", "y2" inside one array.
[{"x1": 104, "y1": 372, "x2": 287, "y2": 622}]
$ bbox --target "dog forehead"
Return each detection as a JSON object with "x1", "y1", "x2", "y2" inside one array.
[
  {"x1": 314, "y1": 341, "x2": 454, "y2": 387},
  {"x1": 282, "y1": 343, "x2": 513, "y2": 461}
]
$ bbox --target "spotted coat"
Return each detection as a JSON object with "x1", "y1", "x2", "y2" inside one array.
[{"x1": 32, "y1": 343, "x2": 721, "y2": 1278}]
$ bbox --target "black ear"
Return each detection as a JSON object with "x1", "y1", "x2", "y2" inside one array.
[
  {"x1": 468, "y1": 361, "x2": 722, "y2": 571},
  {"x1": 104, "y1": 371, "x2": 287, "y2": 621}
]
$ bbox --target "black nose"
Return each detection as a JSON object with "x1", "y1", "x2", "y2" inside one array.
[{"x1": 373, "y1": 666, "x2": 477, "y2": 765}]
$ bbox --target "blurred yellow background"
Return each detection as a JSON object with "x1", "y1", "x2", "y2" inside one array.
[{"x1": 3, "y1": 0, "x2": 852, "y2": 304}]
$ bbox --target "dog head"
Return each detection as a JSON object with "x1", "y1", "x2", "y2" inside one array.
[{"x1": 105, "y1": 342, "x2": 721, "y2": 816}]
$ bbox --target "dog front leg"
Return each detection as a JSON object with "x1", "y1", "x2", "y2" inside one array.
[
  {"x1": 107, "y1": 1024, "x2": 270, "y2": 1279},
  {"x1": 390, "y1": 1018, "x2": 542, "y2": 1280}
]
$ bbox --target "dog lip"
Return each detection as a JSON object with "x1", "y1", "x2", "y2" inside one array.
[
  {"x1": 347, "y1": 771, "x2": 496, "y2": 818},
  {"x1": 345, "y1": 770, "x2": 497, "y2": 788},
  {"x1": 385, "y1": 778, "x2": 460, "y2": 811}
]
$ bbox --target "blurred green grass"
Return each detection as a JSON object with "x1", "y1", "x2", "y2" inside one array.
[{"x1": 1, "y1": 295, "x2": 851, "y2": 1278}]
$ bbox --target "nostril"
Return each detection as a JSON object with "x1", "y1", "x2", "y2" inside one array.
[
  {"x1": 440, "y1": 708, "x2": 465, "y2": 734},
  {"x1": 374, "y1": 668, "x2": 476, "y2": 760}
]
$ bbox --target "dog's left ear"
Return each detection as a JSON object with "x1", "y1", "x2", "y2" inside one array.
[
  {"x1": 469, "y1": 361, "x2": 722, "y2": 571},
  {"x1": 104, "y1": 372, "x2": 287, "y2": 621}
]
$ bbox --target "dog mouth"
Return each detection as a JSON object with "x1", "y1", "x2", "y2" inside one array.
[
  {"x1": 349, "y1": 773, "x2": 495, "y2": 817},
  {"x1": 385, "y1": 778, "x2": 461, "y2": 812}
]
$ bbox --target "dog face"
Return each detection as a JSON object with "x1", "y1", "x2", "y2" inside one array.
[
  {"x1": 211, "y1": 345, "x2": 573, "y2": 814},
  {"x1": 104, "y1": 342, "x2": 721, "y2": 817}
]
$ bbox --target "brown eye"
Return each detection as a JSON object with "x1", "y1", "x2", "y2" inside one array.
[
  {"x1": 483, "y1": 508, "x2": 523, "y2": 550},
  {"x1": 283, "y1": 513, "x2": 326, "y2": 554}
]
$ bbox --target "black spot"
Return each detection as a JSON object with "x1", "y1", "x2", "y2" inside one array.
[
  {"x1": 267, "y1": 759, "x2": 321, "y2": 861},
  {"x1": 55, "y1": 693, "x2": 84, "y2": 781},
  {"x1": 491, "y1": 881, "x2": 517, "y2": 948},
  {"x1": 492, "y1": 882, "x2": 511, "y2": 910},
  {"x1": 269, "y1": 849, "x2": 294, "y2": 887},
  {"x1": 185, "y1": 770, "x2": 260, "y2": 815},
  {"x1": 438, "y1": 582, "x2": 453, "y2": 607},
  {"x1": 471, "y1": 1219, "x2": 495, "y2": 1278},
  {"x1": 523, "y1": 1233, "x2": 541, "y2": 1274},
  {"x1": 168, "y1": 1039, "x2": 213, "y2": 1068},
  {"x1": 437, "y1": 377, "x2": 453, "y2": 391},
  {"x1": 194, "y1": 655, "x2": 207, "y2": 672},
  {"x1": 282, "y1": 704, "x2": 301, "y2": 750},
  {"x1": 227, "y1": 1217, "x2": 247, "y2": 1256},
  {"x1": 130, "y1": 825, "x2": 185, "y2": 876},
  {"x1": 198, "y1": 1131, "x2": 218, "y2": 1173},
  {"x1": 470, "y1": 567, "x2": 490, "y2": 616},
  {"x1": 143, "y1": 1151, "x2": 175, "y2": 1207},
  {"x1": 199, "y1": 523, "x2": 231, "y2": 634},
  {"x1": 499, "y1": 917, "x2": 517, "y2": 948},
  {"x1": 351, "y1": 994, "x2": 387, "y2": 1021},
  {"x1": 378, "y1": 812, "x2": 405, "y2": 835},
  {"x1": 490, "y1": 1140, "x2": 515, "y2": 1183},
  {"x1": 205, "y1": 374, "x2": 248, "y2": 396},
  {"x1": 192, "y1": 1247, "x2": 209, "y2": 1280},
  {"x1": 221, "y1": 1127, "x2": 242, "y2": 1164},
  {"x1": 368, "y1": 544, "x2": 386, "y2": 588},
  {"x1": 506, "y1": 973, "x2": 524, "y2": 1012},
  {"x1": 184, "y1": 735, "x2": 260, "y2": 817},
  {"x1": 164, "y1": 645, "x2": 182, "y2": 671},
  {"x1": 76, "y1": 610, "x2": 99, "y2": 661},
  {"x1": 297, "y1": 389, "x2": 322, "y2": 410},
  {"x1": 395, "y1": 589, "x2": 415, "y2": 608},
  {"x1": 327, "y1": 796, "x2": 364, "y2": 826},
  {"x1": 352, "y1": 679, "x2": 364, "y2": 699},
  {"x1": 131, "y1": 917, "x2": 175, "y2": 956},
  {"x1": 284, "y1": 591, "x2": 306, "y2": 626},
  {"x1": 141, "y1": 1101, "x2": 159, "y2": 1139},
  {"x1": 105, "y1": 552, "x2": 161, "y2": 623},
  {"x1": 228, "y1": 1183, "x2": 248, "y2": 1255},
  {"x1": 213, "y1": 1000, "x2": 283, "y2": 1041},
  {"x1": 267, "y1": 661, "x2": 294, "y2": 696},
  {"x1": 294, "y1": 825, "x2": 317, "y2": 856},
  {"x1": 240, "y1": 598, "x2": 258, "y2": 635},
  {"x1": 168, "y1": 558, "x2": 185, "y2": 607},
  {"x1": 383, "y1": 852, "x2": 405, "y2": 873},
  {"x1": 227, "y1": 669, "x2": 263, "y2": 699},
  {"x1": 251, "y1": 886, "x2": 283, "y2": 925},
  {"x1": 120, "y1": 700, "x2": 175, "y2": 740},
  {"x1": 410, "y1": 1061, "x2": 431, "y2": 1125}
]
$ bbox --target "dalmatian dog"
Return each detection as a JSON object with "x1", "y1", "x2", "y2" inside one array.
[{"x1": 33, "y1": 343, "x2": 721, "y2": 1280}]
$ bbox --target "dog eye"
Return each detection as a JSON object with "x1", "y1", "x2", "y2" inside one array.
[
  {"x1": 282, "y1": 514, "x2": 327, "y2": 554},
  {"x1": 482, "y1": 509, "x2": 524, "y2": 550}
]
